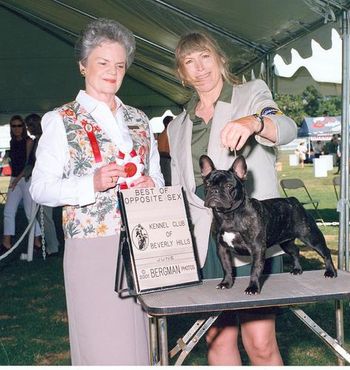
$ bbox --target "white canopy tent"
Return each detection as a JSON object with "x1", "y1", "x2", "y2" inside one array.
[{"x1": 0, "y1": 0, "x2": 348, "y2": 113}]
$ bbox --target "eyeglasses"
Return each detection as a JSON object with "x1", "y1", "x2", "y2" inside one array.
[{"x1": 11, "y1": 125, "x2": 23, "y2": 128}]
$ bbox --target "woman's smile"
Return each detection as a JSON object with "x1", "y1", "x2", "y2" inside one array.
[
  {"x1": 182, "y1": 50, "x2": 222, "y2": 94},
  {"x1": 103, "y1": 78, "x2": 117, "y2": 84},
  {"x1": 195, "y1": 72, "x2": 211, "y2": 81}
]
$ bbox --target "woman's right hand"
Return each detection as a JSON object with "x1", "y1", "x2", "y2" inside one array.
[
  {"x1": 93, "y1": 162, "x2": 127, "y2": 192},
  {"x1": 9, "y1": 177, "x2": 20, "y2": 190}
]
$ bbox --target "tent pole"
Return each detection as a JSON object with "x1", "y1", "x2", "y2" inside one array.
[
  {"x1": 339, "y1": 10, "x2": 350, "y2": 272},
  {"x1": 265, "y1": 54, "x2": 275, "y2": 95},
  {"x1": 334, "y1": 9, "x2": 350, "y2": 367}
]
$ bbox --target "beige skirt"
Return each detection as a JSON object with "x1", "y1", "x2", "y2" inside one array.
[{"x1": 63, "y1": 234, "x2": 149, "y2": 365}]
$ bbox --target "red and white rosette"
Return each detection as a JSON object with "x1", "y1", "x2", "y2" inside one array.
[{"x1": 116, "y1": 149, "x2": 144, "y2": 189}]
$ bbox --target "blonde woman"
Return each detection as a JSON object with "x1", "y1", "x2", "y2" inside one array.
[{"x1": 168, "y1": 31, "x2": 297, "y2": 365}]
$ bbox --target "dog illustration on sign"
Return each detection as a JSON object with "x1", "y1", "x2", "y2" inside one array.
[
  {"x1": 199, "y1": 154, "x2": 337, "y2": 295},
  {"x1": 132, "y1": 224, "x2": 149, "y2": 251}
]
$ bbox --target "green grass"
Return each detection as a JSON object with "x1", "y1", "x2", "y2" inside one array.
[
  {"x1": 0, "y1": 151, "x2": 349, "y2": 365},
  {"x1": 0, "y1": 258, "x2": 69, "y2": 365}
]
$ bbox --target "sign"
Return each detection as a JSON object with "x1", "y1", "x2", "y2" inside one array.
[
  {"x1": 117, "y1": 185, "x2": 201, "y2": 295},
  {"x1": 310, "y1": 135, "x2": 333, "y2": 141}
]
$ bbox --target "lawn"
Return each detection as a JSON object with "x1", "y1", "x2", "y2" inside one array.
[{"x1": 0, "y1": 151, "x2": 349, "y2": 366}]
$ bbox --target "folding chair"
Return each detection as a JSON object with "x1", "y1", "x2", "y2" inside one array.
[
  {"x1": 0, "y1": 192, "x2": 7, "y2": 203},
  {"x1": 280, "y1": 178, "x2": 324, "y2": 225},
  {"x1": 333, "y1": 175, "x2": 340, "y2": 201}
]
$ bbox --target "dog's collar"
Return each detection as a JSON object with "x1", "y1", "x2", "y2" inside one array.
[{"x1": 216, "y1": 193, "x2": 245, "y2": 214}]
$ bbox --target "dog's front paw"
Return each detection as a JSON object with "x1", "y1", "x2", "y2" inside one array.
[
  {"x1": 244, "y1": 283, "x2": 260, "y2": 295},
  {"x1": 324, "y1": 269, "x2": 337, "y2": 278},
  {"x1": 290, "y1": 268, "x2": 303, "y2": 275},
  {"x1": 216, "y1": 279, "x2": 233, "y2": 290}
]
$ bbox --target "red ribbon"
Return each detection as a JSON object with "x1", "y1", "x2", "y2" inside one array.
[{"x1": 82, "y1": 121, "x2": 102, "y2": 163}]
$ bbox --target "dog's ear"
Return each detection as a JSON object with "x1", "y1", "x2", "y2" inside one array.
[
  {"x1": 231, "y1": 155, "x2": 247, "y2": 180},
  {"x1": 199, "y1": 155, "x2": 215, "y2": 177}
]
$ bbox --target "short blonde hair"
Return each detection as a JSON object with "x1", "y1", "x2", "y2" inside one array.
[{"x1": 175, "y1": 32, "x2": 239, "y2": 86}]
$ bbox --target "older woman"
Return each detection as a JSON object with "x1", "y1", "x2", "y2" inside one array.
[
  {"x1": 168, "y1": 32, "x2": 297, "y2": 365},
  {"x1": 30, "y1": 19, "x2": 164, "y2": 365}
]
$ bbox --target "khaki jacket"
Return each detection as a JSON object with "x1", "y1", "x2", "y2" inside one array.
[{"x1": 168, "y1": 79, "x2": 297, "y2": 267}]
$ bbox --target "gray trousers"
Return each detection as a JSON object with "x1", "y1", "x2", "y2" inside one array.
[{"x1": 64, "y1": 235, "x2": 149, "y2": 365}]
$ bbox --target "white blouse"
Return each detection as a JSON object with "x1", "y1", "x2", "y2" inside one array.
[{"x1": 30, "y1": 91, "x2": 164, "y2": 207}]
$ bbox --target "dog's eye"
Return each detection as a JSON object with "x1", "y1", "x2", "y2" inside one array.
[{"x1": 224, "y1": 183, "x2": 233, "y2": 189}]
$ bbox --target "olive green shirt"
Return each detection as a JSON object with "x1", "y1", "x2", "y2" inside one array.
[{"x1": 187, "y1": 81, "x2": 233, "y2": 186}]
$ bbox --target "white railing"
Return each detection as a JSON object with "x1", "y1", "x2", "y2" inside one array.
[{"x1": 0, "y1": 203, "x2": 41, "y2": 262}]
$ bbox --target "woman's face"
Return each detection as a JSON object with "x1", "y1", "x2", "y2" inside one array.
[
  {"x1": 10, "y1": 119, "x2": 24, "y2": 138},
  {"x1": 81, "y1": 41, "x2": 126, "y2": 101},
  {"x1": 180, "y1": 48, "x2": 223, "y2": 94}
]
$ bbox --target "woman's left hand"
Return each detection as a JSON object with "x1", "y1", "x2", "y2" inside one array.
[
  {"x1": 221, "y1": 116, "x2": 260, "y2": 151},
  {"x1": 130, "y1": 175, "x2": 155, "y2": 188}
]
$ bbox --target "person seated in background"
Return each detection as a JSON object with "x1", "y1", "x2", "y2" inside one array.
[
  {"x1": 0, "y1": 115, "x2": 41, "y2": 256},
  {"x1": 24, "y1": 113, "x2": 60, "y2": 257},
  {"x1": 0, "y1": 150, "x2": 11, "y2": 176},
  {"x1": 157, "y1": 115, "x2": 173, "y2": 186},
  {"x1": 313, "y1": 140, "x2": 324, "y2": 158}
]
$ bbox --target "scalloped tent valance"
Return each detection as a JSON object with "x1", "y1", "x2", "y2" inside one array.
[{"x1": 0, "y1": 0, "x2": 349, "y2": 116}]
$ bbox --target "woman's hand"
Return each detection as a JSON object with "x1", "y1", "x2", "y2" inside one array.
[
  {"x1": 93, "y1": 162, "x2": 126, "y2": 192},
  {"x1": 220, "y1": 115, "x2": 260, "y2": 151},
  {"x1": 9, "y1": 177, "x2": 20, "y2": 190},
  {"x1": 130, "y1": 175, "x2": 155, "y2": 188}
]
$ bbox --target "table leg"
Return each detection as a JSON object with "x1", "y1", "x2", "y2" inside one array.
[
  {"x1": 158, "y1": 316, "x2": 168, "y2": 365},
  {"x1": 149, "y1": 316, "x2": 159, "y2": 365}
]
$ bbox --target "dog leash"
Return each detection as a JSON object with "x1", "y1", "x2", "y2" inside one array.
[{"x1": 230, "y1": 148, "x2": 237, "y2": 157}]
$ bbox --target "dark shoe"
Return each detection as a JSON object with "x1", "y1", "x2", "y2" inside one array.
[
  {"x1": 47, "y1": 252, "x2": 59, "y2": 258},
  {"x1": 0, "y1": 244, "x2": 10, "y2": 256},
  {"x1": 33, "y1": 245, "x2": 42, "y2": 257}
]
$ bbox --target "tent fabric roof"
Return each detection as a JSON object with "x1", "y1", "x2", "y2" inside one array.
[
  {"x1": 0, "y1": 0, "x2": 349, "y2": 116},
  {"x1": 298, "y1": 115, "x2": 342, "y2": 137}
]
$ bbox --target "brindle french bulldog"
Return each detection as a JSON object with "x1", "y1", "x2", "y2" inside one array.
[{"x1": 199, "y1": 154, "x2": 337, "y2": 294}]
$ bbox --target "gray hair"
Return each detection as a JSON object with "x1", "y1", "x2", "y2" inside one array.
[{"x1": 75, "y1": 18, "x2": 135, "y2": 69}]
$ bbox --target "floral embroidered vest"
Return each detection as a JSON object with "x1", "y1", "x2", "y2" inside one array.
[{"x1": 58, "y1": 101, "x2": 151, "y2": 239}]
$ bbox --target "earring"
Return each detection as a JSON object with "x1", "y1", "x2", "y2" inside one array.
[
  {"x1": 181, "y1": 80, "x2": 186, "y2": 87},
  {"x1": 80, "y1": 69, "x2": 86, "y2": 77}
]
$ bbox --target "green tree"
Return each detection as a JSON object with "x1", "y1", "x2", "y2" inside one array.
[
  {"x1": 301, "y1": 85, "x2": 322, "y2": 116},
  {"x1": 274, "y1": 86, "x2": 341, "y2": 127},
  {"x1": 318, "y1": 96, "x2": 341, "y2": 116},
  {"x1": 274, "y1": 93, "x2": 305, "y2": 126}
]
